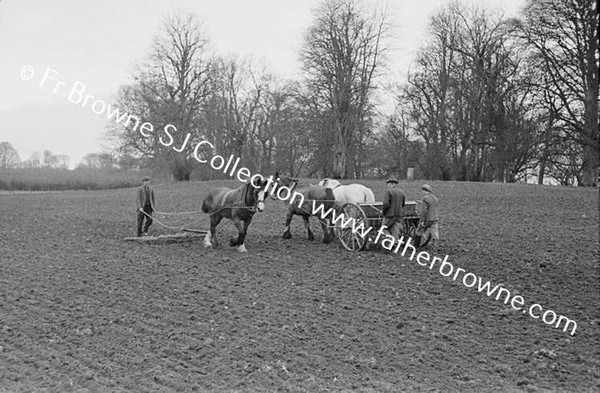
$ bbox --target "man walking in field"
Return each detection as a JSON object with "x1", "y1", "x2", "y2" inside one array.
[
  {"x1": 381, "y1": 177, "x2": 405, "y2": 240},
  {"x1": 417, "y1": 184, "x2": 439, "y2": 251},
  {"x1": 136, "y1": 177, "x2": 156, "y2": 237}
]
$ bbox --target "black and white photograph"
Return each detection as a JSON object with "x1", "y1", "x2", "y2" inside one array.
[{"x1": 0, "y1": 0, "x2": 598, "y2": 391}]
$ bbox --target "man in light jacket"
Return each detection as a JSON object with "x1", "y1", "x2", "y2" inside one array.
[{"x1": 417, "y1": 184, "x2": 439, "y2": 251}]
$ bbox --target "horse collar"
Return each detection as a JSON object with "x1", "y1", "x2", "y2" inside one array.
[
  {"x1": 240, "y1": 183, "x2": 249, "y2": 207},
  {"x1": 240, "y1": 183, "x2": 257, "y2": 209}
]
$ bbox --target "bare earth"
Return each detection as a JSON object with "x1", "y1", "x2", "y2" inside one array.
[{"x1": 0, "y1": 180, "x2": 598, "y2": 392}]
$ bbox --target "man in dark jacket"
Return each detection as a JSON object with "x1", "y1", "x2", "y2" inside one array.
[
  {"x1": 417, "y1": 184, "x2": 439, "y2": 251},
  {"x1": 136, "y1": 177, "x2": 156, "y2": 237},
  {"x1": 381, "y1": 177, "x2": 405, "y2": 239}
]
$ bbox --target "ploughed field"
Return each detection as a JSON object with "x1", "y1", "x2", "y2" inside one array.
[{"x1": 0, "y1": 180, "x2": 598, "y2": 392}]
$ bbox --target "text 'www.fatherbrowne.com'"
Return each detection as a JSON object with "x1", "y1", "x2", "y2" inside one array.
[{"x1": 310, "y1": 201, "x2": 578, "y2": 336}]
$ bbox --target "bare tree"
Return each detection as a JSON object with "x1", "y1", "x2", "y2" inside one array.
[
  {"x1": 402, "y1": 4, "x2": 460, "y2": 180},
  {"x1": 200, "y1": 56, "x2": 312, "y2": 177},
  {"x1": 78, "y1": 153, "x2": 116, "y2": 169},
  {"x1": 35, "y1": 150, "x2": 70, "y2": 169},
  {"x1": 42, "y1": 150, "x2": 58, "y2": 168},
  {"x1": 400, "y1": 2, "x2": 543, "y2": 182},
  {"x1": 0, "y1": 142, "x2": 20, "y2": 169},
  {"x1": 110, "y1": 11, "x2": 213, "y2": 180},
  {"x1": 54, "y1": 154, "x2": 70, "y2": 169},
  {"x1": 220, "y1": 56, "x2": 266, "y2": 163},
  {"x1": 23, "y1": 151, "x2": 42, "y2": 168},
  {"x1": 301, "y1": 0, "x2": 387, "y2": 178},
  {"x1": 367, "y1": 112, "x2": 424, "y2": 179},
  {"x1": 515, "y1": 0, "x2": 599, "y2": 186},
  {"x1": 269, "y1": 82, "x2": 314, "y2": 177}
]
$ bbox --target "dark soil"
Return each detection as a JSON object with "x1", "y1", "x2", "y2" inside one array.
[{"x1": 1, "y1": 180, "x2": 598, "y2": 392}]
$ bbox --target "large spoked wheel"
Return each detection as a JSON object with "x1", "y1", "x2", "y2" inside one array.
[
  {"x1": 404, "y1": 217, "x2": 432, "y2": 248},
  {"x1": 336, "y1": 203, "x2": 369, "y2": 251}
]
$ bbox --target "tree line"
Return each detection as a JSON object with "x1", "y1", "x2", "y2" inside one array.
[
  {"x1": 0, "y1": 143, "x2": 145, "y2": 191},
  {"x1": 0, "y1": 142, "x2": 138, "y2": 171},
  {"x1": 385, "y1": 0, "x2": 598, "y2": 186},
  {"x1": 0, "y1": 143, "x2": 71, "y2": 169},
  {"x1": 3, "y1": 0, "x2": 597, "y2": 186}
]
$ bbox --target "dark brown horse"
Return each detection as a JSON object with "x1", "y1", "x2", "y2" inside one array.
[
  {"x1": 201, "y1": 179, "x2": 269, "y2": 252},
  {"x1": 274, "y1": 174, "x2": 335, "y2": 243}
]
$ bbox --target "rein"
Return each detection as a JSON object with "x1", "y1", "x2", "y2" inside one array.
[{"x1": 208, "y1": 203, "x2": 259, "y2": 216}]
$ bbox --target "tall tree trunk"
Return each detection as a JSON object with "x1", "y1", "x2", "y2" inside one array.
[
  {"x1": 538, "y1": 160, "x2": 546, "y2": 185},
  {"x1": 332, "y1": 115, "x2": 350, "y2": 178},
  {"x1": 580, "y1": 145, "x2": 599, "y2": 186},
  {"x1": 580, "y1": 1, "x2": 599, "y2": 186},
  {"x1": 172, "y1": 156, "x2": 191, "y2": 181},
  {"x1": 332, "y1": 140, "x2": 347, "y2": 178},
  {"x1": 538, "y1": 122, "x2": 552, "y2": 185}
]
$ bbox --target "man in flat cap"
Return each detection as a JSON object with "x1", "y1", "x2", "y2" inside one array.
[
  {"x1": 136, "y1": 176, "x2": 156, "y2": 237},
  {"x1": 381, "y1": 177, "x2": 405, "y2": 240},
  {"x1": 417, "y1": 184, "x2": 439, "y2": 251}
]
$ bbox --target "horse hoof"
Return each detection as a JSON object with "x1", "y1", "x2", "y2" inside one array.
[
  {"x1": 308, "y1": 235, "x2": 315, "y2": 241},
  {"x1": 282, "y1": 233, "x2": 292, "y2": 239},
  {"x1": 237, "y1": 244, "x2": 247, "y2": 253},
  {"x1": 203, "y1": 243, "x2": 213, "y2": 249}
]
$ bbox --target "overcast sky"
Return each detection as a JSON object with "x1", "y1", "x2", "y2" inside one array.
[{"x1": 0, "y1": 0, "x2": 525, "y2": 168}]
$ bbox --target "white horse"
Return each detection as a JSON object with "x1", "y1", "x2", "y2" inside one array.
[{"x1": 318, "y1": 178, "x2": 375, "y2": 207}]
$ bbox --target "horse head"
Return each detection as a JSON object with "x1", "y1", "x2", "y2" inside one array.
[
  {"x1": 245, "y1": 179, "x2": 269, "y2": 212},
  {"x1": 319, "y1": 178, "x2": 341, "y2": 189},
  {"x1": 272, "y1": 171, "x2": 298, "y2": 200},
  {"x1": 324, "y1": 187, "x2": 336, "y2": 209}
]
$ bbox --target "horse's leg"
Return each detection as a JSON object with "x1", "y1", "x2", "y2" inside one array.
[
  {"x1": 204, "y1": 214, "x2": 223, "y2": 248},
  {"x1": 229, "y1": 216, "x2": 241, "y2": 247},
  {"x1": 319, "y1": 217, "x2": 332, "y2": 243},
  {"x1": 303, "y1": 215, "x2": 315, "y2": 241},
  {"x1": 282, "y1": 208, "x2": 294, "y2": 239},
  {"x1": 229, "y1": 216, "x2": 250, "y2": 252},
  {"x1": 238, "y1": 217, "x2": 254, "y2": 252}
]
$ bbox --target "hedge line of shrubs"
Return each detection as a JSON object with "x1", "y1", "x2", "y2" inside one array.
[{"x1": 0, "y1": 168, "x2": 152, "y2": 191}]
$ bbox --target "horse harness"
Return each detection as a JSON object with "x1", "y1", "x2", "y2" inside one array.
[{"x1": 210, "y1": 184, "x2": 260, "y2": 216}]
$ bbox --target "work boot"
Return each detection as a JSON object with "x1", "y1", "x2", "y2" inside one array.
[{"x1": 413, "y1": 235, "x2": 422, "y2": 248}]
